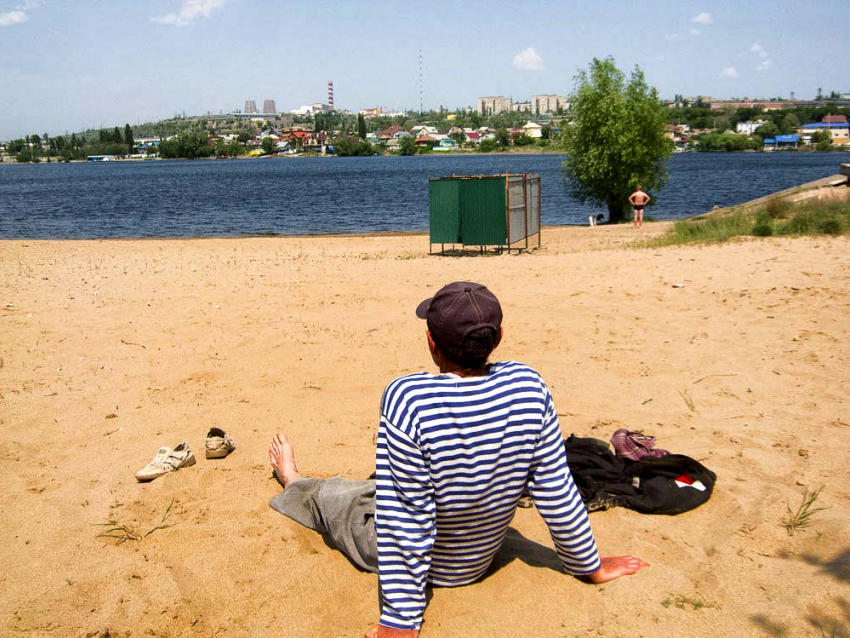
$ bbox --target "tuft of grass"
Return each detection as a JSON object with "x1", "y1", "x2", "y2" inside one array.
[
  {"x1": 646, "y1": 198, "x2": 850, "y2": 247},
  {"x1": 819, "y1": 622, "x2": 842, "y2": 638},
  {"x1": 661, "y1": 594, "x2": 715, "y2": 610},
  {"x1": 94, "y1": 520, "x2": 141, "y2": 544},
  {"x1": 766, "y1": 197, "x2": 791, "y2": 219},
  {"x1": 95, "y1": 499, "x2": 177, "y2": 544},
  {"x1": 783, "y1": 486, "x2": 827, "y2": 535}
]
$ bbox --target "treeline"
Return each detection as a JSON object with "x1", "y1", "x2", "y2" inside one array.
[
  {"x1": 156, "y1": 132, "x2": 250, "y2": 159},
  {"x1": 667, "y1": 103, "x2": 850, "y2": 133},
  {"x1": 7, "y1": 124, "x2": 136, "y2": 162}
]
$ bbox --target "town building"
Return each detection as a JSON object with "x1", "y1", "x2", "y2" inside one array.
[
  {"x1": 522, "y1": 121, "x2": 543, "y2": 138},
  {"x1": 799, "y1": 122, "x2": 850, "y2": 145},
  {"x1": 736, "y1": 120, "x2": 766, "y2": 136},
  {"x1": 530, "y1": 94, "x2": 568, "y2": 114},
  {"x1": 709, "y1": 99, "x2": 786, "y2": 111},
  {"x1": 512, "y1": 102, "x2": 532, "y2": 112},
  {"x1": 360, "y1": 107, "x2": 382, "y2": 118},
  {"x1": 477, "y1": 96, "x2": 513, "y2": 116},
  {"x1": 290, "y1": 103, "x2": 331, "y2": 117},
  {"x1": 764, "y1": 134, "x2": 800, "y2": 150}
]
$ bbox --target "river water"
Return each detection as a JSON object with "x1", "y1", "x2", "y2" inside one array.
[{"x1": 0, "y1": 152, "x2": 846, "y2": 239}]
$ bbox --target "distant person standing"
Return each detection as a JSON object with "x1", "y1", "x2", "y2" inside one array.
[{"x1": 629, "y1": 186, "x2": 650, "y2": 228}]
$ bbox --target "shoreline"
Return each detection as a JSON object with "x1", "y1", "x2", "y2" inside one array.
[{"x1": 4, "y1": 149, "x2": 847, "y2": 167}]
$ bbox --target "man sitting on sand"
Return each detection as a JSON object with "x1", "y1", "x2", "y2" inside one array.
[{"x1": 268, "y1": 281, "x2": 648, "y2": 638}]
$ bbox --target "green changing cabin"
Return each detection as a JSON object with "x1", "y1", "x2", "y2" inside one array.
[{"x1": 428, "y1": 173, "x2": 541, "y2": 253}]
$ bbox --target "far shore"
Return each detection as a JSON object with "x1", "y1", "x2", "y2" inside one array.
[{"x1": 3, "y1": 148, "x2": 848, "y2": 166}]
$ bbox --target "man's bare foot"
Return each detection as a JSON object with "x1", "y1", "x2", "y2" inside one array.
[{"x1": 269, "y1": 433, "x2": 302, "y2": 487}]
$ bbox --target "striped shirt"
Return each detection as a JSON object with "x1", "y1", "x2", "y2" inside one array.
[{"x1": 375, "y1": 361, "x2": 601, "y2": 630}]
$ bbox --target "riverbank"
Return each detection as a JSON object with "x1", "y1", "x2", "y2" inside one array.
[{"x1": 2, "y1": 221, "x2": 849, "y2": 637}]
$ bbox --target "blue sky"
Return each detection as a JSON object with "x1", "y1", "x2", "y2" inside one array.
[{"x1": 1, "y1": 0, "x2": 847, "y2": 140}]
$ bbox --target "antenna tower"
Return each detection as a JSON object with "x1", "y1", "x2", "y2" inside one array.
[
  {"x1": 328, "y1": 81, "x2": 334, "y2": 110},
  {"x1": 419, "y1": 50, "x2": 423, "y2": 114}
]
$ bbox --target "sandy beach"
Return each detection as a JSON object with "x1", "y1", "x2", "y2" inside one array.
[{"x1": 1, "y1": 223, "x2": 849, "y2": 637}]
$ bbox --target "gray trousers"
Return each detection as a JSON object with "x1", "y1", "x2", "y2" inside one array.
[{"x1": 269, "y1": 477, "x2": 378, "y2": 573}]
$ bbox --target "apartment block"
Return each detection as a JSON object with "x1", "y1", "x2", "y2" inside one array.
[
  {"x1": 477, "y1": 96, "x2": 513, "y2": 116},
  {"x1": 530, "y1": 95, "x2": 568, "y2": 114}
]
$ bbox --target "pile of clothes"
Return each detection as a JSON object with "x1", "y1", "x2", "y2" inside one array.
[{"x1": 565, "y1": 428, "x2": 716, "y2": 515}]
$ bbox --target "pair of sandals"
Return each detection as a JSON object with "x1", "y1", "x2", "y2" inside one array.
[{"x1": 135, "y1": 427, "x2": 235, "y2": 482}]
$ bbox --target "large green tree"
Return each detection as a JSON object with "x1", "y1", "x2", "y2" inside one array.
[
  {"x1": 357, "y1": 113, "x2": 367, "y2": 140},
  {"x1": 560, "y1": 57, "x2": 673, "y2": 223}
]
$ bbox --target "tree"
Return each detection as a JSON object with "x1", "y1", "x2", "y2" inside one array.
[
  {"x1": 495, "y1": 128, "x2": 510, "y2": 147},
  {"x1": 334, "y1": 138, "x2": 377, "y2": 156},
  {"x1": 399, "y1": 135, "x2": 418, "y2": 156},
  {"x1": 449, "y1": 131, "x2": 466, "y2": 146},
  {"x1": 754, "y1": 121, "x2": 779, "y2": 140},
  {"x1": 124, "y1": 124, "x2": 134, "y2": 154},
  {"x1": 357, "y1": 113, "x2": 367, "y2": 140},
  {"x1": 478, "y1": 139, "x2": 498, "y2": 153},
  {"x1": 157, "y1": 132, "x2": 213, "y2": 159},
  {"x1": 559, "y1": 57, "x2": 673, "y2": 223},
  {"x1": 810, "y1": 130, "x2": 833, "y2": 151},
  {"x1": 261, "y1": 136, "x2": 277, "y2": 154}
]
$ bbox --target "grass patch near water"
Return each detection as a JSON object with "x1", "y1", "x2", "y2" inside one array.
[{"x1": 647, "y1": 198, "x2": 850, "y2": 247}]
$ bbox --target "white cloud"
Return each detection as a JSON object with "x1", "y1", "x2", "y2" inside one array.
[
  {"x1": 749, "y1": 43, "x2": 771, "y2": 71},
  {"x1": 0, "y1": 0, "x2": 42, "y2": 28},
  {"x1": 719, "y1": 67, "x2": 739, "y2": 79},
  {"x1": 692, "y1": 12, "x2": 713, "y2": 25},
  {"x1": 512, "y1": 47, "x2": 544, "y2": 71},
  {"x1": 0, "y1": 10, "x2": 27, "y2": 26},
  {"x1": 152, "y1": 0, "x2": 227, "y2": 27},
  {"x1": 690, "y1": 28, "x2": 701, "y2": 36}
]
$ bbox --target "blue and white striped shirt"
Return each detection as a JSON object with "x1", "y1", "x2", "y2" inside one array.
[{"x1": 375, "y1": 361, "x2": 601, "y2": 630}]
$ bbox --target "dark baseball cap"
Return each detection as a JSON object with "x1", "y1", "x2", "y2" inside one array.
[{"x1": 415, "y1": 281, "x2": 503, "y2": 352}]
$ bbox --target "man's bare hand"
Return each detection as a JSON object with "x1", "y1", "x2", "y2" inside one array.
[
  {"x1": 364, "y1": 624, "x2": 419, "y2": 638},
  {"x1": 588, "y1": 555, "x2": 649, "y2": 584}
]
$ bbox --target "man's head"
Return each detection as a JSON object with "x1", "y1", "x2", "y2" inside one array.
[{"x1": 415, "y1": 281, "x2": 503, "y2": 369}]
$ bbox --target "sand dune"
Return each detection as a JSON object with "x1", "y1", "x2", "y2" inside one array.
[{"x1": 1, "y1": 224, "x2": 848, "y2": 637}]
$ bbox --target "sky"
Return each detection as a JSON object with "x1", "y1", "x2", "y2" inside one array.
[{"x1": 1, "y1": 0, "x2": 848, "y2": 140}]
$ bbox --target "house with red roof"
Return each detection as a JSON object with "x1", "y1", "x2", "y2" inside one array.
[{"x1": 378, "y1": 124, "x2": 404, "y2": 140}]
